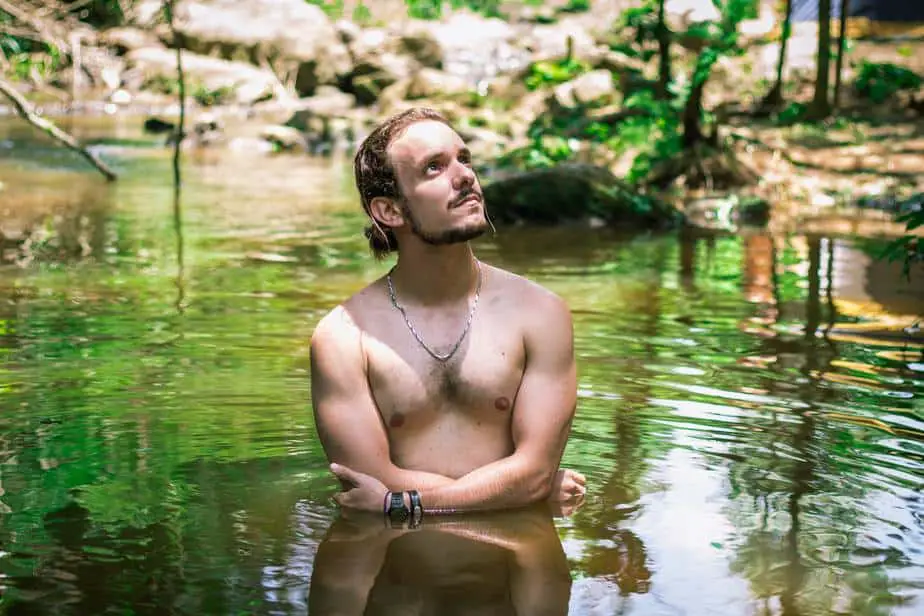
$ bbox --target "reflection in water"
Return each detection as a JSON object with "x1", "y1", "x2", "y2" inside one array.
[
  {"x1": 310, "y1": 507, "x2": 571, "y2": 616},
  {"x1": 1, "y1": 137, "x2": 923, "y2": 614}
]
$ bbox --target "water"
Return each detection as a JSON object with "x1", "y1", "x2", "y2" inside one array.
[{"x1": 1, "y1": 117, "x2": 923, "y2": 615}]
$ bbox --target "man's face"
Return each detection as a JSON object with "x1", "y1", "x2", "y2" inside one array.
[{"x1": 387, "y1": 120, "x2": 487, "y2": 246}]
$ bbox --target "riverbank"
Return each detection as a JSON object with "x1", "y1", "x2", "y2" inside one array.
[{"x1": 2, "y1": 0, "x2": 923, "y2": 238}]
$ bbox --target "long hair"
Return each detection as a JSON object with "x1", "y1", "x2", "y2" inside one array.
[{"x1": 353, "y1": 107, "x2": 451, "y2": 259}]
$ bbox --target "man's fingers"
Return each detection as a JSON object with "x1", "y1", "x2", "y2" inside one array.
[
  {"x1": 573, "y1": 471, "x2": 586, "y2": 486},
  {"x1": 330, "y1": 463, "x2": 361, "y2": 486}
]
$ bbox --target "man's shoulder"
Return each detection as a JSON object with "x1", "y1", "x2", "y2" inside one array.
[
  {"x1": 487, "y1": 264, "x2": 569, "y2": 317},
  {"x1": 311, "y1": 281, "x2": 384, "y2": 346}
]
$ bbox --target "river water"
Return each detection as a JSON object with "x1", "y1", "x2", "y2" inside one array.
[{"x1": 1, "y1": 117, "x2": 923, "y2": 615}]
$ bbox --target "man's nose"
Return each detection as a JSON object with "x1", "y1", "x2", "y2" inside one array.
[{"x1": 453, "y1": 160, "x2": 476, "y2": 189}]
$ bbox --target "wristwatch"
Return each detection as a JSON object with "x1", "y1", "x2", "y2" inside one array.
[{"x1": 387, "y1": 491, "x2": 409, "y2": 525}]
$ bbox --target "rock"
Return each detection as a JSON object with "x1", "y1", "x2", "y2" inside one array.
[
  {"x1": 415, "y1": 14, "x2": 525, "y2": 87},
  {"x1": 99, "y1": 27, "x2": 161, "y2": 55},
  {"x1": 406, "y1": 68, "x2": 473, "y2": 101},
  {"x1": 143, "y1": 117, "x2": 175, "y2": 133},
  {"x1": 685, "y1": 195, "x2": 770, "y2": 230},
  {"x1": 553, "y1": 69, "x2": 615, "y2": 108},
  {"x1": 346, "y1": 53, "x2": 416, "y2": 105},
  {"x1": 507, "y1": 90, "x2": 549, "y2": 139},
  {"x1": 483, "y1": 164, "x2": 680, "y2": 227},
  {"x1": 259, "y1": 125, "x2": 307, "y2": 151},
  {"x1": 289, "y1": 87, "x2": 356, "y2": 120},
  {"x1": 170, "y1": 0, "x2": 351, "y2": 95},
  {"x1": 334, "y1": 19, "x2": 362, "y2": 46},
  {"x1": 398, "y1": 27, "x2": 443, "y2": 69},
  {"x1": 124, "y1": 47, "x2": 281, "y2": 105},
  {"x1": 665, "y1": 0, "x2": 722, "y2": 32},
  {"x1": 516, "y1": 20, "x2": 598, "y2": 61}
]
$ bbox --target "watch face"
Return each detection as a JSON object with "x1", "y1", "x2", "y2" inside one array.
[
  {"x1": 389, "y1": 507, "x2": 408, "y2": 523},
  {"x1": 389, "y1": 493, "x2": 407, "y2": 523}
]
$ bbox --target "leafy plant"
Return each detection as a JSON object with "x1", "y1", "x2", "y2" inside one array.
[
  {"x1": 854, "y1": 61, "x2": 923, "y2": 104},
  {"x1": 192, "y1": 83, "x2": 235, "y2": 107},
  {"x1": 881, "y1": 195, "x2": 924, "y2": 280},
  {"x1": 561, "y1": 0, "x2": 592, "y2": 13},
  {"x1": 525, "y1": 57, "x2": 589, "y2": 90}
]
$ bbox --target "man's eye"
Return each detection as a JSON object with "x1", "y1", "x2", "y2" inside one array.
[{"x1": 426, "y1": 161, "x2": 441, "y2": 172}]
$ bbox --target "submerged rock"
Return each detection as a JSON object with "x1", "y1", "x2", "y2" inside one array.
[{"x1": 483, "y1": 164, "x2": 680, "y2": 228}]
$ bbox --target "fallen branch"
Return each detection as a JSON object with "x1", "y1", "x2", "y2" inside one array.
[{"x1": 0, "y1": 77, "x2": 117, "y2": 181}]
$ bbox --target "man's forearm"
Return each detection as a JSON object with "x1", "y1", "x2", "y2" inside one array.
[
  {"x1": 418, "y1": 453, "x2": 551, "y2": 513},
  {"x1": 383, "y1": 465, "x2": 454, "y2": 491}
]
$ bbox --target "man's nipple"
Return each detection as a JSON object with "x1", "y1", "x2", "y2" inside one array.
[
  {"x1": 389, "y1": 413, "x2": 406, "y2": 428},
  {"x1": 494, "y1": 397, "x2": 511, "y2": 411}
]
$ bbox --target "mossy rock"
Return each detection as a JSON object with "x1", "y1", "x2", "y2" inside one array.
[{"x1": 483, "y1": 164, "x2": 681, "y2": 228}]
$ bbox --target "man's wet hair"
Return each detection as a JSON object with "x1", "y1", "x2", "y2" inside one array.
[{"x1": 353, "y1": 107, "x2": 452, "y2": 259}]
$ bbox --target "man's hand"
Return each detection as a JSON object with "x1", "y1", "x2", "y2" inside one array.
[
  {"x1": 330, "y1": 463, "x2": 388, "y2": 512},
  {"x1": 547, "y1": 468, "x2": 586, "y2": 502}
]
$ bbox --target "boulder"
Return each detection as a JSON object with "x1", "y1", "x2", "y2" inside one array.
[
  {"x1": 284, "y1": 87, "x2": 357, "y2": 131},
  {"x1": 553, "y1": 69, "x2": 615, "y2": 109},
  {"x1": 346, "y1": 53, "x2": 416, "y2": 105},
  {"x1": 516, "y1": 20, "x2": 598, "y2": 61},
  {"x1": 124, "y1": 47, "x2": 281, "y2": 105},
  {"x1": 99, "y1": 27, "x2": 161, "y2": 55},
  {"x1": 170, "y1": 0, "x2": 351, "y2": 95},
  {"x1": 406, "y1": 68, "x2": 473, "y2": 101},
  {"x1": 397, "y1": 28, "x2": 444, "y2": 69},
  {"x1": 260, "y1": 125, "x2": 307, "y2": 151},
  {"x1": 483, "y1": 164, "x2": 680, "y2": 227},
  {"x1": 665, "y1": 0, "x2": 722, "y2": 32}
]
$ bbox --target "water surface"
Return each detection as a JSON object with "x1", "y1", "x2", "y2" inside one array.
[{"x1": 1, "y1": 118, "x2": 923, "y2": 615}]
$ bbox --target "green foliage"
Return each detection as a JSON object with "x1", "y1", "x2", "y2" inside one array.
[
  {"x1": 306, "y1": 0, "x2": 346, "y2": 19},
  {"x1": 561, "y1": 0, "x2": 592, "y2": 13},
  {"x1": 854, "y1": 61, "x2": 923, "y2": 104},
  {"x1": 524, "y1": 57, "x2": 590, "y2": 91},
  {"x1": 403, "y1": 0, "x2": 504, "y2": 19},
  {"x1": 192, "y1": 84, "x2": 235, "y2": 107},
  {"x1": 880, "y1": 197, "x2": 924, "y2": 280},
  {"x1": 503, "y1": 0, "x2": 754, "y2": 184},
  {"x1": 352, "y1": 2, "x2": 373, "y2": 24}
]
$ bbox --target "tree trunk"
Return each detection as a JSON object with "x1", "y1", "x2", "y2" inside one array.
[
  {"x1": 762, "y1": 0, "x2": 794, "y2": 108},
  {"x1": 683, "y1": 77, "x2": 706, "y2": 148},
  {"x1": 656, "y1": 0, "x2": 672, "y2": 99},
  {"x1": 808, "y1": 0, "x2": 833, "y2": 119},
  {"x1": 0, "y1": 77, "x2": 117, "y2": 181},
  {"x1": 833, "y1": 0, "x2": 849, "y2": 110}
]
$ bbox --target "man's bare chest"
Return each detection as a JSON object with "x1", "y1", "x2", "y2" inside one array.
[{"x1": 362, "y1": 321, "x2": 525, "y2": 430}]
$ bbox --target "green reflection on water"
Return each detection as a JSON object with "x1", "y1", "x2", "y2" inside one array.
[{"x1": 0, "y1": 118, "x2": 923, "y2": 615}]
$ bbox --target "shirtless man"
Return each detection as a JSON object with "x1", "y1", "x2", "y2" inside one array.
[{"x1": 309, "y1": 107, "x2": 585, "y2": 516}]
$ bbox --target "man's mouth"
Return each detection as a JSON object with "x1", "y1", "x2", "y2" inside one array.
[{"x1": 452, "y1": 193, "x2": 482, "y2": 208}]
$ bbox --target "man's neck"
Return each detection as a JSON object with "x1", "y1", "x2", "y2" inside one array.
[{"x1": 391, "y1": 243, "x2": 479, "y2": 306}]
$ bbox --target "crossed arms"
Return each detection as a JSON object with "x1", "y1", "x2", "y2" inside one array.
[{"x1": 309, "y1": 290, "x2": 581, "y2": 513}]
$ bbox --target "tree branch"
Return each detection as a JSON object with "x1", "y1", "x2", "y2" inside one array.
[{"x1": 0, "y1": 77, "x2": 117, "y2": 181}]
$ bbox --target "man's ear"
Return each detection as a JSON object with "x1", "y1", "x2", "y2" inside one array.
[{"x1": 369, "y1": 196, "x2": 405, "y2": 230}]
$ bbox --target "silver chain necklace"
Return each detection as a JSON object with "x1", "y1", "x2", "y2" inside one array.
[{"x1": 386, "y1": 261, "x2": 483, "y2": 363}]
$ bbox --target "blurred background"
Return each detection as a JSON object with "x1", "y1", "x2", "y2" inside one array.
[{"x1": 1, "y1": 1, "x2": 923, "y2": 614}]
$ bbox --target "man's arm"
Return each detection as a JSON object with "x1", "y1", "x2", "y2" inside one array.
[
  {"x1": 310, "y1": 306, "x2": 454, "y2": 491},
  {"x1": 331, "y1": 289, "x2": 579, "y2": 512}
]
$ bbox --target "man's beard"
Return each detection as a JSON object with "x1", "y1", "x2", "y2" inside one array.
[{"x1": 399, "y1": 196, "x2": 487, "y2": 246}]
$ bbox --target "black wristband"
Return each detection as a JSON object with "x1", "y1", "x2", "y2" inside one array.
[
  {"x1": 408, "y1": 490, "x2": 423, "y2": 527},
  {"x1": 387, "y1": 491, "x2": 408, "y2": 526}
]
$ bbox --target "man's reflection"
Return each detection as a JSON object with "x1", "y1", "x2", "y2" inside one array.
[{"x1": 309, "y1": 505, "x2": 572, "y2": 616}]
